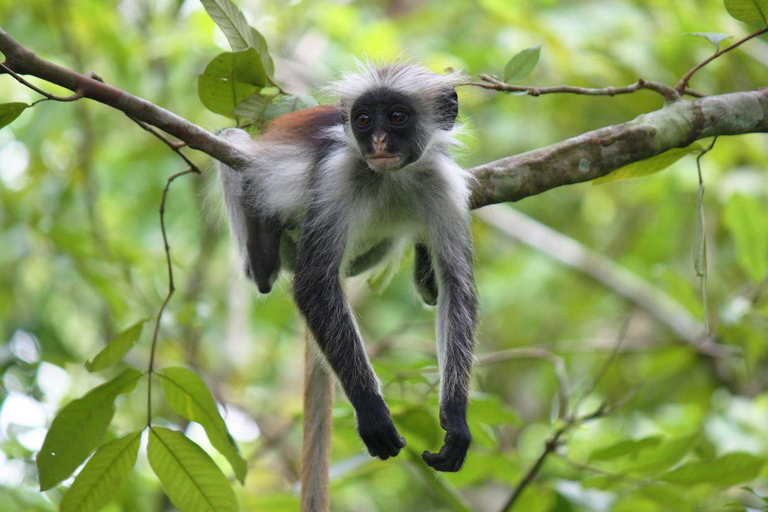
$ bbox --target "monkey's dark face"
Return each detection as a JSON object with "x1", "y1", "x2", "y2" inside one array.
[{"x1": 349, "y1": 90, "x2": 422, "y2": 172}]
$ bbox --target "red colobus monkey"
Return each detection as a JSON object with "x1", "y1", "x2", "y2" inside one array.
[{"x1": 219, "y1": 63, "x2": 477, "y2": 472}]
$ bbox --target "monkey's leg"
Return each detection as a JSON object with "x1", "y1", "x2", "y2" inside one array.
[
  {"x1": 292, "y1": 208, "x2": 406, "y2": 460},
  {"x1": 414, "y1": 243, "x2": 438, "y2": 306},
  {"x1": 244, "y1": 209, "x2": 283, "y2": 294},
  {"x1": 422, "y1": 222, "x2": 477, "y2": 472}
]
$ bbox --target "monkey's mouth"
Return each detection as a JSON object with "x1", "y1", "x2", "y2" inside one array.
[{"x1": 366, "y1": 154, "x2": 402, "y2": 171}]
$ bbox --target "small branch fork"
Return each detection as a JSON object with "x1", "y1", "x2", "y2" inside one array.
[
  {"x1": 146, "y1": 167, "x2": 200, "y2": 427},
  {"x1": 467, "y1": 26, "x2": 767, "y2": 103},
  {"x1": 0, "y1": 61, "x2": 84, "y2": 105},
  {"x1": 677, "y1": 27, "x2": 768, "y2": 93}
]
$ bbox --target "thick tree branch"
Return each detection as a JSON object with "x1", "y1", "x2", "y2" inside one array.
[
  {"x1": 2, "y1": 26, "x2": 767, "y2": 210},
  {"x1": 468, "y1": 88, "x2": 768, "y2": 208},
  {"x1": 0, "y1": 27, "x2": 250, "y2": 169}
]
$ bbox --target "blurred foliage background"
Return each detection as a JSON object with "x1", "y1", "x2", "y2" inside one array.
[{"x1": 1, "y1": 0, "x2": 768, "y2": 510}]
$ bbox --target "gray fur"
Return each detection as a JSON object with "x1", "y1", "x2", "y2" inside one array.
[{"x1": 217, "y1": 62, "x2": 478, "y2": 471}]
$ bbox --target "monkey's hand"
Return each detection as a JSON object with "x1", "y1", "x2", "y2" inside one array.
[
  {"x1": 357, "y1": 404, "x2": 407, "y2": 460},
  {"x1": 422, "y1": 413, "x2": 471, "y2": 472}
]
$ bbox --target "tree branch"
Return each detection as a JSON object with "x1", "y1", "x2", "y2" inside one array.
[
  {"x1": 469, "y1": 75, "x2": 681, "y2": 102},
  {"x1": 676, "y1": 27, "x2": 768, "y2": 93},
  {"x1": 468, "y1": 88, "x2": 768, "y2": 208},
  {"x1": 476, "y1": 206, "x2": 733, "y2": 357},
  {"x1": 0, "y1": 27, "x2": 250, "y2": 169},
  {"x1": 2, "y1": 26, "x2": 767, "y2": 210}
]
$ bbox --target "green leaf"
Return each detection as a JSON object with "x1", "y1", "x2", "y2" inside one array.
[
  {"x1": 86, "y1": 317, "x2": 153, "y2": 372},
  {"x1": 159, "y1": 367, "x2": 247, "y2": 484},
  {"x1": 725, "y1": 0, "x2": 768, "y2": 24},
  {"x1": 503, "y1": 45, "x2": 542, "y2": 82},
  {"x1": 694, "y1": 182, "x2": 710, "y2": 333},
  {"x1": 231, "y1": 93, "x2": 274, "y2": 120},
  {"x1": 723, "y1": 193, "x2": 768, "y2": 282},
  {"x1": 685, "y1": 32, "x2": 733, "y2": 50},
  {"x1": 199, "y1": 0, "x2": 275, "y2": 74},
  {"x1": 661, "y1": 452, "x2": 764, "y2": 487},
  {"x1": 617, "y1": 433, "x2": 699, "y2": 476},
  {"x1": 36, "y1": 369, "x2": 143, "y2": 490},
  {"x1": 147, "y1": 427, "x2": 237, "y2": 512},
  {"x1": 589, "y1": 436, "x2": 663, "y2": 462},
  {"x1": 198, "y1": 48, "x2": 267, "y2": 118},
  {"x1": 60, "y1": 430, "x2": 142, "y2": 512},
  {"x1": 593, "y1": 144, "x2": 703, "y2": 184},
  {"x1": 0, "y1": 102, "x2": 28, "y2": 129}
]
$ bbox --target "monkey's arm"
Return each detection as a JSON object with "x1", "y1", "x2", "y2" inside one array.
[
  {"x1": 292, "y1": 206, "x2": 406, "y2": 460},
  {"x1": 414, "y1": 243, "x2": 438, "y2": 306},
  {"x1": 243, "y1": 207, "x2": 283, "y2": 294},
  {"x1": 422, "y1": 215, "x2": 477, "y2": 472}
]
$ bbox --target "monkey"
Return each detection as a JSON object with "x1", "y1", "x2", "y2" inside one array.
[{"x1": 218, "y1": 63, "x2": 478, "y2": 472}]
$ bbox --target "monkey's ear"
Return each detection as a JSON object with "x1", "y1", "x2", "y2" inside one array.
[{"x1": 437, "y1": 88, "x2": 459, "y2": 130}]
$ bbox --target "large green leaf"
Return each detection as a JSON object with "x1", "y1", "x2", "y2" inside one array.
[
  {"x1": 723, "y1": 193, "x2": 768, "y2": 282},
  {"x1": 198, "y1": 48, "x2": 267, "y2": 118},
  {"x1": 725, "y1": 0, "x2": 768, "y2": 24},
  {"x1": 661, "y1": 452, "x2": 764, "y2": 487},
  {"x1": 147, "y1": 427, "x2": 237, "y2": 512},
  {"x1": 0, "y1": 102, "x2": 28, "y2": 129},
  {"x1": 36, "y1": 369, "x2": 143, "y2": 491},
  {"x1": 503, "y1": 45, "x2": 542, "y2": 82},
  {"x1": 593, "y1": 144, "x2": 703, "y2": 184},
  {"x1": 86, "y1": 317, "x2": 153, "y2": 372},
  {"x1": 199, "y1": 0, "x2": 274, "y2": 74},
  {"x1": 60, "y1": 430, "x2": 142, "y2": 512},
  {"x1": 159, "y1": 367, "x2": 247, "y2": 484}
]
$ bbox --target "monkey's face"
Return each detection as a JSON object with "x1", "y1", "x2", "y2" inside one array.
[{"x1": 349, "y1": 90, "x2": 422, "y2": 171}]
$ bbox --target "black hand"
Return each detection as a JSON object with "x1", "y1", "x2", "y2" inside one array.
[
  {"x1": 357, "y1": 408, "x2": 407, "y2": 460},
  {"x1": 422, "y1": 413, "x2": 471, "y2": 472}
]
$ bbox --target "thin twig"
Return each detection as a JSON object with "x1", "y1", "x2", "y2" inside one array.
[
  {"x1": 80, "y1": 71, "x2": 200, "y2": 172},
  {"x1": 572, "y1": 319, "x2": 630, "y2": 417},
  {"x1": 146, "y1": 167, "x2": 200, "y2": 427},
  {"x1": 0, "y1": 61, "x2": 84, "y2": 102},
  {"x1": 677, "y1": 27, "x2": 768, "y2": 93},
  {"x1": 128, "y1": 115, "x2": 200, "y2": 172},
  {"x1": 466, "y1": 75, "x2": 681, "y2": 102}
]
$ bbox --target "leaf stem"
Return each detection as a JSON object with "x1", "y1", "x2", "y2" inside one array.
[
  {"x1": 147, "y1": 167, "x2": 200, "y2": 427},
  {"x1": 677, "y1": 27, "x2": 768, "y2": 93}
]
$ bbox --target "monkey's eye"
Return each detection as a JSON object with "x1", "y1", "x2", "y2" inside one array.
[
  {"x1": 355, "y1": 113, "x2": 372, "y2": 129},
  {"x1": 389, "y1": 110, "x2": 408, "y2": 124}
]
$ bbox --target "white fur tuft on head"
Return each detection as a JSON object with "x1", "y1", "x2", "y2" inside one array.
[{"x1": 324, "y1": 60, "x2": 466, "y2": 126}]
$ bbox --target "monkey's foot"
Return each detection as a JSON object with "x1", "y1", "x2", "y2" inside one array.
[
  {"x1": 422, "y1": 428, "x2": 471, "y2": 472},
  {"x1": 358, "y1": 414, "x2": 406, "y2": 460}
]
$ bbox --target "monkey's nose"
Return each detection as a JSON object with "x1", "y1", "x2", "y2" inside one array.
[{"x1": 372, "y1": 131, "x2": 387, "y2": 152}]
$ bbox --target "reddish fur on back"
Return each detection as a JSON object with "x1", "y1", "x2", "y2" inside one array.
[{"x1": 260, "y1": 105, "x2": 342, "y2": 144}]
